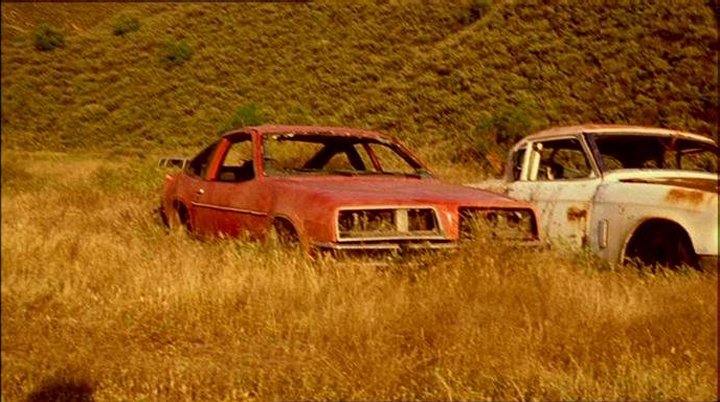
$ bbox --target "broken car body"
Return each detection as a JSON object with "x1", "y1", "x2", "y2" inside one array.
[
  {"x1": 474, "y1": 124, "x2": 718, "y2": 269},
  {"x1": 159, "y1": 125, "x2": 539, "y2": 254}
]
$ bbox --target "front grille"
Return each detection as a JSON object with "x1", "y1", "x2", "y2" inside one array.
[
  {"x1": 337, "y1": 208, "x2": 442, "y2": 240},
  {"x1": 459, "y1": 207, "x2": 537, "y2": 241}
]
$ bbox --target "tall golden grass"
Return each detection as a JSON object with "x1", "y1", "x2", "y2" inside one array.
[{"x1": 1, "y1": 151, "x2": 717, "y2": 401}]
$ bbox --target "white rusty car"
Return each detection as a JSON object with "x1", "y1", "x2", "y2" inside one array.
[{"x1": 473, "y1": 124, "x2": 718, "y2": 270}]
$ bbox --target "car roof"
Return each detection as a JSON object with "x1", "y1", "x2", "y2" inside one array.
[
  {"x1": 223, "y1": 125, "x2": 390, "y2": 141},
  {"x1": 524, "y1": 124, "x2": 716, "y2": 145}
]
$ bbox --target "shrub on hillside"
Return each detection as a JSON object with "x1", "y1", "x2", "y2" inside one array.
[
  {"x1": 113, "y1": 14, "x2": 140, "y2": 36},
  {"x1": 452, "y1": 103, "x2": 538, "y2": 173},
  {"x1": 475, "y1": 103, "x2": 536, "y2": 150},
  {"x1": 456, "y1": 0, "x2": 493, "y2": 24},
  {"x1": 223, "y1": 103, "x2": 266, "y2": 131},
  {"x1": 159, "y1": 40, "x2": 193, "y2": 67},
  {"x1": 33, "y1": 24, "x2": 65, "y2": 51}
]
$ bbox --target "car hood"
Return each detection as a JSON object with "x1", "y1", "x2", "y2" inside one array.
[
  {"x1": 604, "y1": 170, "x2": 719, "y2": 193},
  {"x1": 268, "y1": 176, "x2": 527, "y2": 208}
]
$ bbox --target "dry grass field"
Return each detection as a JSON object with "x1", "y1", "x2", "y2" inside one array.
[{"x1": 1, "y1": 151, "x2": 717, "y2": 401}]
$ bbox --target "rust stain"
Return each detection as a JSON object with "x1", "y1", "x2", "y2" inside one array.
[
  {"x1": 665, "y1": 188, "x2": 705, "y2": 206},
  {"x1": 621, "y1": 178, "x2": 718, "y2": 193},
  {"x1": 567, "y1": 206, "x2": 587, "y2": 222}
]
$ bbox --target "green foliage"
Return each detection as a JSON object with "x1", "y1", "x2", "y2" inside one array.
[
  {"x1": 452, "y1": 102, "x2": 538, "y2": 172},
  {"x1": 475, "y1": 102, "x2": 537, "y2": 150},
  {"x1": 33, "y1": 23, "x2": 65, "y2": 51},
  {"x1": 2, "y1": 2, "x2": 717, "y2": 162},
  {"x1": 159, "y1": 40, "x2": 193, "y2": 67},
  {"x1": 112, "y1": 14, "x2": 140, "y2": 36},
  {"x1": 223, "y1": 103, "x2": 266, "y2": 132}
]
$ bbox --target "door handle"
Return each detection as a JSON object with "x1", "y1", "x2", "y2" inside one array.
[{"x1": 196, "y1": 188, "x2": 205, "y2": 196}]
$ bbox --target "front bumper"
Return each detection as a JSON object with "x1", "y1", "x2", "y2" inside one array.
[
  {"x1": 312, "y1": 238, "x2": 542, "y2": 254},
  {"x1": 313, "y1": 240, "x2": 456, "y2": 252}
]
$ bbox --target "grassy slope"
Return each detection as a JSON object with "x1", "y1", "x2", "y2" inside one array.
[{"x1": 1, "y1": 1, "x2": 717, "y2": 162}]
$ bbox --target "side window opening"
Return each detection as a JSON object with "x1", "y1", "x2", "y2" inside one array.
[
  {"x1": 188, "y1": 141, "x2": 219, "y2": 179},
  {"x1": 509, "y1": 146, "x2": 526, "y2": 181},
  {"x1": 217, "y1": 136, "x2": 254, "y2": 182},
  {"x1": 367, "y1": 143, "x2": 417, "y2": 174},
  {"x1": 533, "y1": 138, "x2": 592, "y2": 181},
  {"x1": 594, "y1": 134, "x2": 718, "y2": 174}
]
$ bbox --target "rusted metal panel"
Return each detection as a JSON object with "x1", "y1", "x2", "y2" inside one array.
[
  {"x1": 621, "y1": 178, "x2": 718, "y2": 194},
  {"x1": 566, "y1": 206, "x2": 588, "y2": 221},
  {"x1": 665, "y1": 188, "x2": 706, "y2": 208}
]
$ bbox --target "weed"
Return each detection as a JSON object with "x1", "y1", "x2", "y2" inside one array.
[
  {"x1": 456, "y1": 0, "x2": 493, "y2": 24},
  {"x1": 223, "y1": 102, "x2": 266, "y2": 131},
  {"x1": 159, "y1": 40, "x2": 193, "y2": 67},
  {"x1": 33, "y1": 23, "x2": 65, "y2": 51},
  {"x1": 112, "y1": 14, "x2": 140, "y2": 36}
]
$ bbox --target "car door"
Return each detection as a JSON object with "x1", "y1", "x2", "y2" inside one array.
[
  {"x1": 507, "y1": 135, "x2": 600, "y2": 247},
  {"x1": 193, "y1": 134, "x2": 271, "y2": 239},
  {"x1": 178, "y1": 141, "x2": 221, "y2": 235}
]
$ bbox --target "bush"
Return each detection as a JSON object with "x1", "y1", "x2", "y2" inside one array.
[
  {"x1": 223, "y1": 103, "x2": 266, "y2": 131},
  {"x1": 33, "y1": 24, "x2": 65, "y2": 51},
  {"x1": 451, "y1": 102, "x2": 538, "y2": 173},
  {"x1": 475, "y1": 102, "x2": 537, "y2": 150},
  {"x1": 456, "y1": 0, "x2": 493, "y2": 25},
  {"x1": 159, "y1": 40, "x2": 193, "y2": 67},
  {"x1": 113, "y1": 14, "x2": 140, "y2": 36}
]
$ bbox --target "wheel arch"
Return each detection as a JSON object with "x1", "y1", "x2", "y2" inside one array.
[
  {"x1": 270, "y1": 213, "x2": 303, "y2": 240},
  {"x1": 270, "y1": 213, "x2": 313, "y2": 252},
  {"x1": 171, "y1": 199, "x2": 192, "y2": 228},
  {"x1": 621, "y1": 217, "x2": 697, "y2": 266}
]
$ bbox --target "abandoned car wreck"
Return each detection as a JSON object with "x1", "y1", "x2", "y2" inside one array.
[
  {"x1": 473, "y1": 124, "x2": 718, "y2": 270},
  {"x1": 159, "y1": 125, "x2": 539, "y2": 255}
]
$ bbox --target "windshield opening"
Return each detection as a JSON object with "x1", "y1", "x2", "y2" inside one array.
[
  {"x1": 262, "y1": 133, "x2": 429, "y2": 178},
  {"x1": 592, "y1": 134, "x2": 718, "y2": 174}
]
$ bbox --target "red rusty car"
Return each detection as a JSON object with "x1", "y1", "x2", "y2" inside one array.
[{"x1": 159, "y1": 125, "x2": 539, "y2": 254}]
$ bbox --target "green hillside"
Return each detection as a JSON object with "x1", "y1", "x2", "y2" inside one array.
[{"x1": 2, "y1": 1, "x2": 717, "y2": 165}]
